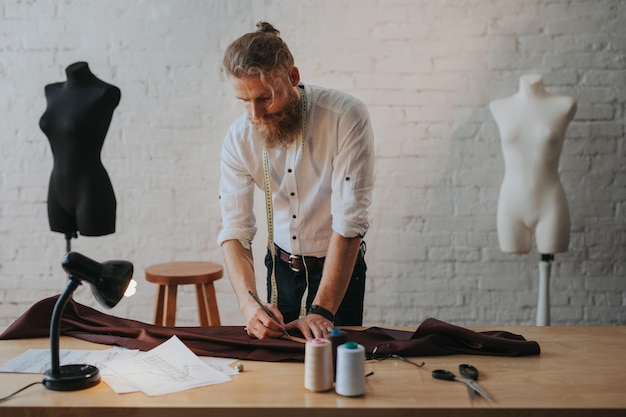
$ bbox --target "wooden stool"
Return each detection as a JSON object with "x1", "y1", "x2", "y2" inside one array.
[{"x1": 145, "y1": 261, "x2": 223, "y2": 326}]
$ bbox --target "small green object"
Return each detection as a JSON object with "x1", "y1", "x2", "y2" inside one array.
[{"x1": 344, "y1": 342, "x2": 358, "y2": 349}]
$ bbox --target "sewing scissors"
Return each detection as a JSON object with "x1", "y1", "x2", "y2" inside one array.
[{"x1": 432, "y1": 364, "x2": 494, "y2": 403}]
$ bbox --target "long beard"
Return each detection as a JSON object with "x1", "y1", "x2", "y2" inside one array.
[{"x1": 251, "y1": 89, "x2": 302, "y2": 149}]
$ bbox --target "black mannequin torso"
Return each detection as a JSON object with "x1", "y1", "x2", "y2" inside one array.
[{"x1": 40, "y1": 62, "x2": 121, "y2": 238}]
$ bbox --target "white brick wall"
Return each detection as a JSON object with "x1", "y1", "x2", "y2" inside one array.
[{"x1": 0, "y1": 0, "x2": 624, "y2": 328}]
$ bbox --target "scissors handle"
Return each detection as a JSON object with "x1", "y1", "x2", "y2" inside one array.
[
  {"x1": 459, "y1": 364, "x2": 479, "y2": 380},
  {"x1": 432, "y1": 369, "x2": 456, "y2": 381}
]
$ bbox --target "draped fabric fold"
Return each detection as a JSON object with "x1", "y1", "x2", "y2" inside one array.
[{"x1": 0, "y1": 295, "x2": 540, "y2": 362}]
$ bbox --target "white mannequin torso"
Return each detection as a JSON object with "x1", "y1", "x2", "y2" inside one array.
[{"x1": 490, "y1": 74, "x2": 576, "y2": 255}]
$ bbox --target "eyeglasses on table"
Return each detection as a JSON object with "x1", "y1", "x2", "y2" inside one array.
[{"x1": 369, "y1": 343, "x2": 425, "y2": 368}]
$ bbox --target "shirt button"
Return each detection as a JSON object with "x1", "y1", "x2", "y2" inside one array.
[
  {"x1": 292, "y1": 236, "x2": 297, "y2": 240},
  {"x1": 290, "y1": 192, "x2": 295, "y2": 196},
  {"x1": 287, "y1": 168, "x2": 293, "y2": 173}
]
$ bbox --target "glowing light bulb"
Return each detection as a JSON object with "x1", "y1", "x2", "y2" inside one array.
[{"x1": 124, "y1": 279, "x2": 137, "y2": 297}]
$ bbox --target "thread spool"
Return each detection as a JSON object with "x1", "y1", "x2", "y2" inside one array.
[
  {"x1": 304, "y1": 338, "x2": 333, "y2": 392},
  {"x1": 325, "y1": 329, "x2": 348, "y2": 380},
  {"x1": 335, "y1": 342, "x2": 366, "y2": 397}
]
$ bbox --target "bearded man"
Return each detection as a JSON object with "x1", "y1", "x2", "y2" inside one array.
[{"x1": 218, "y1": 22, "x2": 375, "y2": 340}]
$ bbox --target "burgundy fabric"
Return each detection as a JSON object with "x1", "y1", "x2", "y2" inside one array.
[{"x1": 0, "y1": 295, "x2": 540, "y2": 361}]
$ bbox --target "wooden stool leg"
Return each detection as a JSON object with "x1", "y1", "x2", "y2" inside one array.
[
  {"x1": 195, "y1": 283, "x2": 209, "y2": 326},
  {"x1": 195, "y1": 283, "x2": 221, "y2": 326},
  {"x1": 203, "y1": 282, "x2": 221, "y2": 326},
  {"x1": 154, "y1": 285, "x2": 166, "y2": 326},
  {"x1": 164, "y1": 284, "x2": 178, "y2": 327}
]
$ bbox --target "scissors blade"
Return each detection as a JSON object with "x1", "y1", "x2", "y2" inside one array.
[
  {"x1": 456, "y1": 377, "x2": 493, "y2": 403},
  {"x1": 466, "y1": 379, "x2": 494, "y2": 403},
  {"x1": 466, "y1": 384, "x2": 475, "y2": 401}
]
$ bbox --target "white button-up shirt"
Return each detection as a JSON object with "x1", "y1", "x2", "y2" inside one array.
[{"x1": 218, "y1": 84, "x2": 375, "y2": 258}]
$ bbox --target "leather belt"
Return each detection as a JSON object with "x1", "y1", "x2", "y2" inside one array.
[{"x1": 275, "y1": 245, "x2": 325, "y2": 273}]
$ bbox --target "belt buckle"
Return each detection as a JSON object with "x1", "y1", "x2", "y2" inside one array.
[{"x1": 288, "y1": 254, "x2": 302, "y2": 272}]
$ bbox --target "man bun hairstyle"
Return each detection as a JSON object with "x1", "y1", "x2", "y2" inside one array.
[
  {"x1": 256, "y1": 21, "x2": 280, "y2": 35},
  {"x1": 223, "y1": 21, "x2": 294, "y2": 83}
]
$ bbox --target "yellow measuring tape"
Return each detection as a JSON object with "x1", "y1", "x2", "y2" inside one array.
[
  {"x1": 263, "y1": 85, "x2": 309, "y2": 317},
  {"x1": 262, "y1": 148, "x2": 279, "y2": 306}
]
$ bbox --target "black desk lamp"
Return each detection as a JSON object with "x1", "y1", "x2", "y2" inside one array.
[{"x1": 43, "y1": 251, "x2": 134, "y2": 391}]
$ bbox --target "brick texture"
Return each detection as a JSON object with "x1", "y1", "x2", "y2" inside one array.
[{"x1": 0, "y1": 0, "x2": 624, "y2": 328}]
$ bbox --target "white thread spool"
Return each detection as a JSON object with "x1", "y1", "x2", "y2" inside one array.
[
  {"x1": 304, "y1": 338, "x2": 333, "y2": 392},
  {"x1": 335, "y1": 342, "x2": 366, "y2": 397}
]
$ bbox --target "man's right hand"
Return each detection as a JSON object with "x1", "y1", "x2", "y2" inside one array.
[{"x1": 243, "y1": 300, "x2": 287, "y2": 340}]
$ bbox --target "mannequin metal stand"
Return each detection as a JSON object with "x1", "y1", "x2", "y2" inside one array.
[
  {"x1": 537, "y1": 253, "x2": 554, "y2": 326},
  {"x1": 64, "y1": 232, "x2": 77, "y2": 253}
]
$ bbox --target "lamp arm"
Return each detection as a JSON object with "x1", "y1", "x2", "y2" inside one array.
[{"x1": 49, "y1": 274, "x2": 81, "y2": 375}]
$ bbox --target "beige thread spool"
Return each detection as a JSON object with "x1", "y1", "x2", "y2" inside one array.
[
  {"x1": 304, "y1": 338, "x2": 333, "y2": 392},
  {"x1": 335, "y1": 342, "x2": 366, "y2": 397}
]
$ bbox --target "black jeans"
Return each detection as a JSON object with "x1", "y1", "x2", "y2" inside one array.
[{"x1": 265, "y1": 246, "x2": 367, "y2": 326}]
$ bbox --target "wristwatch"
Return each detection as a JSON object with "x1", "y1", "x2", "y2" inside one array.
[{"x1": 308, "y1": 304, "x2": 335, "y2": 322}]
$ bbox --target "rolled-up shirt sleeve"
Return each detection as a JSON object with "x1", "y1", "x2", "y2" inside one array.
[
  {"x1": 217, "y1": 127, "x2": 257, "y2": 248},
  {"x1": 331, "y1": 100, "x2": 375, "y2": 238}
]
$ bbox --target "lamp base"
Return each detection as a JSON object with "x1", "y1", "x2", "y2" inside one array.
[{"x1": 43, "y1": 364, "x2": 101, "y2": 391}]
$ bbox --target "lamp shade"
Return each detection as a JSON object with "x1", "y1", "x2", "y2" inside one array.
[{"x1": 61, "y1": 251, "x2": 133, "y2": 308}]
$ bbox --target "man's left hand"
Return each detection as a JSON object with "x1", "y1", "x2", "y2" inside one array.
[{"x1": 286, "y1": 314, "x2": 334, "y2": 340}]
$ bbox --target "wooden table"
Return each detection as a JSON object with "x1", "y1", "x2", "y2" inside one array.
[{"x1": 1, "y1": 326, "x2": 625, "y2": 416}]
